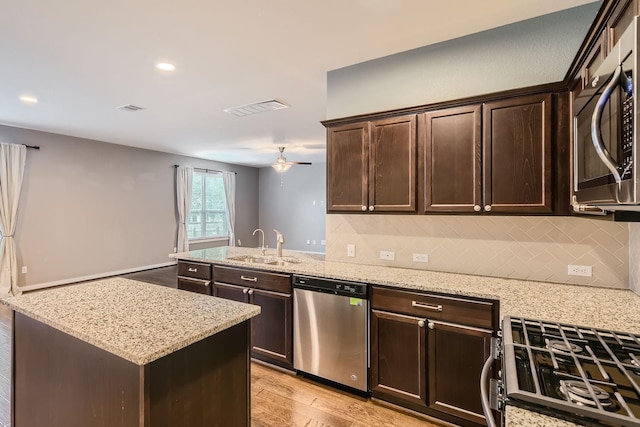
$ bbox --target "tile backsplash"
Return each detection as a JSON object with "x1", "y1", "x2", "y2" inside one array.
[
  {"x1": 326, "y1": 214, "x2": 629, "y2": 289},
  {"x1": 629, "y1": 223, "x2": 640, "y2": 295}
]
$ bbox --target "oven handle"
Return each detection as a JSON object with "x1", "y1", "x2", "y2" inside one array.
[
  {"x1": 590, "y1": 64, "x2": 633, "y2": 188},
  {"x1": 480, "y1": 353, "x2": 498, "y2": 427}
]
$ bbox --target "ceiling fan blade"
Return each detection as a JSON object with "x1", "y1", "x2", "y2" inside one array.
[{"x1": 290, "y1": 161, "x2": 312, "y2": 165}]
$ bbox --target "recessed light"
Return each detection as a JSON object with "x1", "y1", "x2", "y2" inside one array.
[
  {"x1": 156, "y1": 62, "x2": 176, "y2": 72},
  {"x1": 19, "y1": 96, "x2": 38, "y2": 104}
]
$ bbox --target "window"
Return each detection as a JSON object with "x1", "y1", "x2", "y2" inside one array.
[{"x1": 188, "y1": 172, "x2": 228, "y2": 240}]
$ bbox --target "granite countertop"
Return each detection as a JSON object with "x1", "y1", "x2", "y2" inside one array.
[
  {"x1": 174, "y1": 246, "x2": 640, "y2": 427},
  {"x1": 1, "y1": 277, "x2": 261, "y2": 365},
  {"x1": 173, "y1": 246, "x2": 640, "y2": 333}
]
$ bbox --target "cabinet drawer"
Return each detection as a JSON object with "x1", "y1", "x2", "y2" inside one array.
[
  {"x1": 178, "y1": 277, "x2": 212, "y2": 295},
  {"x1": 178, "y1": 261, "x2": 211, "y2": 280},
  {"x1": 214, "y1": 265, "x2": 292, "y2": 294},
  {"x1": 371, "y1": 286, "x2": 494, "y2": 329}
]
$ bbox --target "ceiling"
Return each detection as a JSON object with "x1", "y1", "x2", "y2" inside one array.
[{"x1": 0, "y1": 0, "x2": 597, "y2": 167}]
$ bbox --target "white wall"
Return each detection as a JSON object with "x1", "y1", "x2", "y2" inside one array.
[
  {"x1": 258, "y1": 164, "x2": 326, "y2": 253},
  {"x1": 0, "y1": 124, "x2": 259, "y2": 289}
]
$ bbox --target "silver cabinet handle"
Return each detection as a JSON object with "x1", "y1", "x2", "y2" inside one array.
[
  {"x1": 591, "y1": 64, "x2": 632, "y2": 187},
  {"x1": 188, "y1": 268, "x2": 197, "y2": 272},
  {"x1": 248, "y1": 289, "x2": 254, "y2": 295},
  {"x1": 484, "y1": 205, "x2": 492, "y2": 212},
  {"x1": 368, "y1": 206, "x2": 374, "y2": 211},
  {"x1": 418, "y1": 320, "x2": 425, "y2": 328},
  {"x1": 428, "y1": 322, "x2": 435, "y2": 329},
  {"x1": 240, "y1": 275, "x2": 258, "y2": 282},
  {"x1": 242, "y1": 288, "x2": 249, "y2": 294},
  {"x1": 361, "y1": 206, "x2": 367, "y2": 211},
  {"x1": 473, "y1": 205, "x2": 481, "y2": 212},
  {"x1": 412, "y1": 301, "x2": 443, "y2": 312},
  {"x1": 480, "y1": 354, "x2": 498, "y2": 427}
]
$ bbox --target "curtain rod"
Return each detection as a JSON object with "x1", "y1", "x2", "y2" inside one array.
[
  {"x1": 173, "y1": 164, "x2": 237, "y2": 175},
  {"x1": 24, "y1": 145, "x2": 40, "y2": 150}
]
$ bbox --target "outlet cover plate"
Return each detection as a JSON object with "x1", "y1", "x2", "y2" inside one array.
[
  {"x1": 413, "y1": 253, "x2": 429, "y2": 263},
  {"x1": 568, "y1": 264, "x2": 592, "y2": 277},
  {"x1": 380, "y1": 250, "x2": 395, "y2": 261},
  {"x1": 347, "y1": 244, "x2": 355, "y2": 257}
]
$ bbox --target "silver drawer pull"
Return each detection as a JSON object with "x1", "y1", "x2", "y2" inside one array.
[
  {"x1": 188, "y1": 268, "x2": 198, "y2": 272},
  {"x1": 240, "y1": 275, "x2": 258, "y2": 282},
  {"x1": 412, "y1": 301, "x2": 443, "y2": 312}
]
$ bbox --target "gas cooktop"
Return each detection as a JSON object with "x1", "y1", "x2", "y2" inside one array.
[{"x1": 502, "y1": 316, "x2": 640, "y2": 426}]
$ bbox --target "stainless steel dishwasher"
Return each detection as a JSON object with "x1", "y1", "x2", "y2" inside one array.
[{"x1": 293, "y1": 275, "x2": 368, "y2": 392}]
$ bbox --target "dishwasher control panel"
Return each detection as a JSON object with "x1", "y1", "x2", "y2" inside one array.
[{"x1": 293, "y1": 275, "x2": 367, "y2": 298}]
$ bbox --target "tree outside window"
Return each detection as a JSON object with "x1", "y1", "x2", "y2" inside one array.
[{"x1": 187, "y1": 172, "x2": 228, "y2": 240}]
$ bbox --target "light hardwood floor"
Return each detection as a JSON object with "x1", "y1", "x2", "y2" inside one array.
[{"x1": 0, "y1": 267, "x2": 445, "y2": 427}]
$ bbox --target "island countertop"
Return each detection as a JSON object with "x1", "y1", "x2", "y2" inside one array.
[{"x1": 1, "y1": 277, "x2": 261, "y2": 365}]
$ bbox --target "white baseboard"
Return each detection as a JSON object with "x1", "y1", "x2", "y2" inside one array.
[{"x1": 21, "y1": 261, "x2": 177, "y2": 292}]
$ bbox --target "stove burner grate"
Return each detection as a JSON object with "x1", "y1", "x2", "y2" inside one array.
[
  {"x1": 559, "y1": 380, "x2": 613, "y2": 408},
  {"x1": 548, "y1": 339, "x2": 583, "y2": 354}
]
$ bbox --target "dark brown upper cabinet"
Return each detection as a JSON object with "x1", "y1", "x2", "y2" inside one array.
[
  {"x1": 420, "y1": 93, "x2": 554, "y2": 214},
  {"x1": 483, "y1": 93, "x2": 553, "y2": 213},
  {"x1": 327, "y1": 114, "x2": 417, "y2": 213},
  {"x1": 421, "y1": 105, "x2": 482, "y2": 213}
]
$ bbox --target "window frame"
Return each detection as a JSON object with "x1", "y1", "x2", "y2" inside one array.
[{"x1": 187, "y1": 171, "x2": 229, "y2": 242}]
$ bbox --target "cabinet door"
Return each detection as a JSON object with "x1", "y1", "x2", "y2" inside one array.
[
  {"x1": 608, "y1": 0, "x2": 638, "y2": 50},
  {"x1": 250, "y1": 288, "x2": 293, "y2": 369},
  {"x1": 421, "y1": 106, "x2": 482, "y2": 212},
  {"x1": 427, "y1": 320, "x2": 492, "y2": 425},
  {"x1": 370, "y1": 309, "x2": 427, "y2": 408},
  {"x1": 213, "y1": 282, "x2": 249, "y2": 303},
  {"x1": 369, "y1": 115, "x2": 417, "y2": 212},
  {"x1": 483, "y1": 93, "x2": 553, "y2": 213},
  {"x1": 327, "y1": 122, "x2": 370, "y2": 212}
]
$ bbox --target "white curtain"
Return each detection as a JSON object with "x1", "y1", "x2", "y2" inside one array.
[
  {"x1": 0, "y1": 143, "x2": 27, "y2": 296},
  {"x1": 222, "y1": 172, "x2": 236, "y2": 246},
  {"x1": 176, "y1": 166, "x2": 193, "y2": 253}
]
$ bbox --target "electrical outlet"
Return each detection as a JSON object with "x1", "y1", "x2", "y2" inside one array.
[
  {"x1": 321, "y1": 240, "x2": 326, "y2": 246},
  {"x1": 173, "y1": 247, "x2": 177, "y2": 253},
  {"x1": 21, "y1": 266, "x2": 27, "y2": 274},
  {"x1": 568, "y1": 264, "x2": 592, "y2": 277},
  {"x1": 380, "y1": 250, "x2": 395, "y2": 261},
  {"x1": 306, "y1": 240, "x2": 310, "y2": 245},
  {"x1": 413, "y1": 253, "x2": 429, "y2": 263},
  {"x1": 347, "y1": 244, "x2": 355, "y2": 257}
]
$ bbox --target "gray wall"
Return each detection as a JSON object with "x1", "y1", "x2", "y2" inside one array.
[
  {"x1": 327, "y1": 3, "x2": 601, "y2": 118},
  {"x1": 258, "y1": 164, "x2": 326, "y2": 253},
  {"x1": 0, "y1": 124, "x2": 259, "y2": 289}
]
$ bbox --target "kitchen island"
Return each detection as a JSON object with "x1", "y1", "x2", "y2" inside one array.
[{"x1": 1, "y1": 277, "x2": 261, "y2": 427}]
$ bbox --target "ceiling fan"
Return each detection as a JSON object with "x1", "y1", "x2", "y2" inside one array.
[{"x1": 271, "y1": 146, "x2": 312, "y2": 172}]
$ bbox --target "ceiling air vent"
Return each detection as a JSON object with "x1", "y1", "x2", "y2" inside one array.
[
  {"x1": 223, "y1": 99, "x2": 288, "y2": 117},
  {"x1": 117, "y1": 104, "x2": 145, "y2": 112}
]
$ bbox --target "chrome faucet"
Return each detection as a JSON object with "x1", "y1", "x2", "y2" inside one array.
[
  {"x1": 253, "y1": 228, "x2": 266, "y2": 255},
  {"x1": 273, "y1": 229, "x2": 285, "y2": 257}
]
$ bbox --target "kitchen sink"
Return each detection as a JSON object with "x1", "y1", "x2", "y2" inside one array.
[{"x1": 226, "y1": 255, "x2": 301, "y2": 266}]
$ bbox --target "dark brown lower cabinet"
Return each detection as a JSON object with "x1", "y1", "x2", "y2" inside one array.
[
  {"x1": 427, "y1": 320, "x2": 492, "y2": 425},
  {"x1": 370, "y1": 309, "x2": 427, "y2": 408},
  {"x1": 370, "y1": 286, "x2": 498, "y2": 427},
  {"x1": 213, "y1": 280, "x2": 293, "y2": 369}
]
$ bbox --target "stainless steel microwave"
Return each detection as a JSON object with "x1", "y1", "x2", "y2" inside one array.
[{"x1": 574, "y1": 17, "x2": 637, "y2": 210}]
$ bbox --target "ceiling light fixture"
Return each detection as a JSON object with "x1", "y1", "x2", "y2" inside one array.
[
  {"x1": 19, "y1": 96, "x2": 38, "y2": 104},
  {"x1": 224, "y1": 100, "x2": 288, "y2": 117},
  {"x1": 156, "y1": 62, "x2": 176, "y2": 72},
  {"x1": 271, "y1": 147, "x2": 311, "y2": 173}
]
